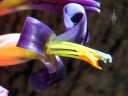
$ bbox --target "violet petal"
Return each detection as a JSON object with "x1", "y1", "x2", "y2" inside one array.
[
  {"x1": 32, "y1": 0, "x2": 100, "y2": 8},
  {"x1": 0, "y1": 86, "x2": 8, "y2": 96},
  {"x1": 29, "y1": 56, "x2": 65, "y2": 92},
  {"x1": 55, "y1": 3, "x2": 89, "y2": 44},
  {"x1": 28, "y1": 3, "x2": 63, "y2": 13},
  {"x1": 50, "y1": 56, "x2": 65, "y2": 85},
  {"x1": 0, "y1": 0, "x2": 100, "y2": 16},
  {"x1": 84, "y1": 6, "x2": 100, "y2": 13},
  {"x1": 29, "y1": 68, "x2": 51, "y2": 92},
  {"x1": 30, "y1": 0, "x2": 100, "y2": 13},
  {"x1": 40, "y1": 55, "x2": 63, "y2": 73},
  {"x1": 17, "y1": 16, "x2": 56, "y2": 56},
  {"x1": 68, "y1": 0, "x2": 100, "y2": 8}
]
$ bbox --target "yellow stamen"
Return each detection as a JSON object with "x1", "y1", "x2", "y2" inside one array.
[{"x1": 46, "y1": 41, "x2": 112, "y2": 69}]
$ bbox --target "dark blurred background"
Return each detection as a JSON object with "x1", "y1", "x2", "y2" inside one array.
[{"x1": 0, "y1": 0, "x2": 128, "y2": 96}]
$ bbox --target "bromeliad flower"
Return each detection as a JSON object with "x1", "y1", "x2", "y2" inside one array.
[
  {"x1": 0, "y1": 16, "x2": 112, "y2": 91},
  {"x1": 17, "y1": 16, "x2": 112, "y2": 70},
  {"x1": 0, "y1": 0, "x2": 100, "y2": 16},
  {"x1": 17, "y1": 17, "x2": 112, "y2": 92},
  {"x1": 0, "y1": 3, "x2": 112, "y2": 92}
]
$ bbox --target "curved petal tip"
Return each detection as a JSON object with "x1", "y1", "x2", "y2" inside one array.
[
  {"x1": 29, "y1": 56, "x2": 65, "y2": 92},
  {"x1": 29, "y1": 68, "x2": 51, "y2": 92},
  {"x1": 17, "y1": 16, "x2": 56, "y2": 56}
]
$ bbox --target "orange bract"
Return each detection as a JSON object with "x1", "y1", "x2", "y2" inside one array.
[
  {"x1": 0, "y1": 34, "x2": 38, "y2": 66},
  {"x1": 0, "y1": 44, "x2": 30, "y2": 66}
]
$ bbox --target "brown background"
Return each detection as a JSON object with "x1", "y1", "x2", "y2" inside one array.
[{"x1": 0, "y1": 0, "x2": 128, "y2": 96}]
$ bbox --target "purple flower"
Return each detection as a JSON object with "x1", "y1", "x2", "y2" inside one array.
[
  {"x1": 17, "y1": 16, "x2": 111, "y2": 92},
  {"x1": 0, "y1": 16, "x2": 111, "y2": 92},
  {"x1": 0, "y1": 0, "x2": 100, "y2": 15},
  {"x1": 0, "y1": 3, "x2": 112, "y2": 92}
]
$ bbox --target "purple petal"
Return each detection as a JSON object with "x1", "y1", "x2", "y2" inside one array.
[
  {"x1": 81, "y1": 27, "x2": 90, "y2": 44},
  {"x1": 75, "y1": 0, "x2": 100, "y2": 7},
  {"x1": 30, "y1": 0, "x2": 100, "y2": 13},
  {"x1": 28, "y1": 3, "x2": 63, "y2": 13},
  {"x1": 84, "y1": 6, "x2": 100, "y2": 13},
  {"x1": 29, "y1": 56, "x2": 65, "y2": 92},
  {"x1": 62, "y1": 0, "x2": 100, "y2": 8},
  {"x1": 0, "y1": 0, "x2": 100, "y2": 16},
  {"x1": 32, "y1": 0, "x2": 100, "y2": 8},
  {"x1": 55, "y1": 3, "x2": 89, "y2": 44},
  {"x1": 50, "y1": 56, "x2": 65, "y2": 85},
  {"x1": 29, "y1": 68, "x2": 51, "y2": 92},
  {"x1": 40, "y1": 55, "x2": 62, "y2": 73},
  {"x1": 17, "y1": 16, "x2": 56, "y2": 56},
  {"x1": 0, "y1": 86, "x2": 8, "y2": 96}
]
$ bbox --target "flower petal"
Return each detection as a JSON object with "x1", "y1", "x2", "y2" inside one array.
[
  {"x1": 27, "y1": 3, "x2": 63, "y2": 13},
  {"x1": 55, "y1": 3, "x2": 89, "y2": 44},
  {"x1": 17, "y1": 16, "x2": 58, "y2": 73},
  {"x1": 29, "y1": 56, "x2": 65, "y2": 92},
  {"x1": 84, "y1": 6, "x2": 100, "y2": 13},
  {"x1": 0, "y1": 0, "x2": 100, "y2": 15},
  {"x1": 0, "y1": 86, "x2": 8, "y2": 96},
  {"x1": 49, "y1": 56, "x2": 65, "y2": 84},
  {"x1": 30, "y1": 0, "x2": 100, "y2": 13},
  {"x1": 0, "y1": 34, "x2": 37, "y2": 66},
  {"x1": 17, "y1": 16, "x2": 56, "y2": 56},
  {"x1": 32, "y1": 0, "x2": 100, "y2": 8},
  {"x1": 29, "y1": 68, "x2": 51, "y2": 92}
]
